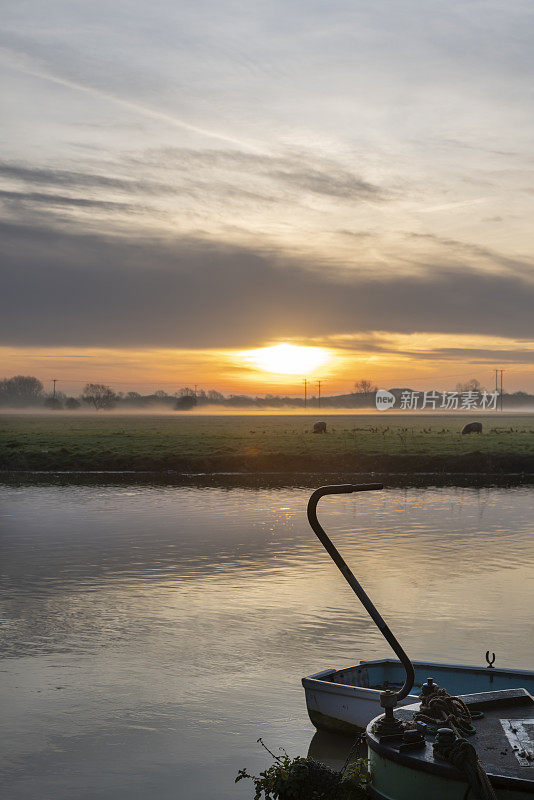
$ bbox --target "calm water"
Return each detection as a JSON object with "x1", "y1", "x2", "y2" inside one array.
[{"x1": 1, "y1": 482, "x2": 533, "y2": 799}]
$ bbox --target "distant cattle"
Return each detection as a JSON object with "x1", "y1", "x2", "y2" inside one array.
[
  {"x1": 313, "y1": 420, "x2": 327, "y2": 434},
  {"x1": 462, "y1": 421, "x2": 482, "y2": 435}
]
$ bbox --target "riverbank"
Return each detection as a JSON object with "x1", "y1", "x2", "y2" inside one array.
[{"x1": 2, "y1": 412, "x2": 534, "y2": 476}]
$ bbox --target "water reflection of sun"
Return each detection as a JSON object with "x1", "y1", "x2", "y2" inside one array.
[{"x1": 240, "y1": 343, "x2": 330, "y2": 376}]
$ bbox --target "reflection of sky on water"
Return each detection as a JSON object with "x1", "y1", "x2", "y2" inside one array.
[{"x1": 1, "y1": 484, "x2": 533, "y2": 798}]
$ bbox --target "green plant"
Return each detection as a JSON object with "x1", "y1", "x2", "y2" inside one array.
[{"x1": 235, "y1": 738, "x2": 369, "y2": 799}]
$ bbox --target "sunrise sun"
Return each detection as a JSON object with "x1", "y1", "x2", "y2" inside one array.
[{"x1": 240, "y1": 343, "x2": 330, "y2": 375}]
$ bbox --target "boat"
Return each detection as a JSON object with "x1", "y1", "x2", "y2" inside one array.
[
  {"x1": 303, "y1": 658, "x2": 534, "y2": 735},
  {"x1": 302, "y1": 484, "x2": 534, "y2": 735},
  {"x1": 367, "y1": 687, "x2": 534, "y2": 798}
]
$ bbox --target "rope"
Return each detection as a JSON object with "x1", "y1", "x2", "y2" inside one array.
[
  {"x1": 414, "y1": 683, "x2": 479, "y2": 736},
  {"x1": 433, "y1": 734, "x2": 498, "y2": 800},
  {"x1": 416, "y1": 681, "x2": 496, "y2": 800}
]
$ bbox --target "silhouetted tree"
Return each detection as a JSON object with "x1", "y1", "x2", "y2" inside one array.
[
  {"x1": 354, "y1": 379, "x2": 377, "y2": 394},
  {"x1": 175, "y1": 395, "x2": 197, "y2": 410},
  {"x1": 177, "y1": 387, "x2": 196, "y2": 397},
  {"x1": 455, "y1": 378, "x2": 484, "y2": 393},
  {"x1": 65, "y1": 397, "x2": 81, "y2": 410},
  {"x1": 82, "y1": 383, "x2": 117, "y2": 410},
  {"x1": 0, "y1": 375, "x2": 44, "y2": 406}
]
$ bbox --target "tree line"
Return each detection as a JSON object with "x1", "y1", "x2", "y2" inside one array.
[{"x1": 1, "y1": 375, "x2": 531, "y2": 410}]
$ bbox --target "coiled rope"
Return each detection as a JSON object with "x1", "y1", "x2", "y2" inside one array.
[
  {"x1": 414, "y1": 680, "x2": 496, "y2": 800},
  {"x1": 414, "y1": 679, "x2": 481, "y2": 736},
  {"x1": 433, "y1": 731, "x2": 498, "y2": 800}
]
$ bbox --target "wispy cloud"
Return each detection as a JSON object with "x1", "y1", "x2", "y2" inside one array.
[
  {"x1": 0, "y1": 45, "x2": 261, "y2": 152},
  {"x1": 125, "y1": 146, "x2": 388, "y2": 202},
  {"x1": 0, "y1": 189, "x2": 139, "y2": 212},
  {"x1": 0, "y1": 162, "x2": 174, "y2": 195}
]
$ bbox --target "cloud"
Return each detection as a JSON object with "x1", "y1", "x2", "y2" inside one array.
[
  {"x1": 0, "y1": 150, "x2": 387, "y2": 233},
  {"x1": 404, "y1": 231, "x2": 533, "y2": 277},
  {"x1": 125, "y1": 146, "x2": 387, "y2": 203},
  {"x1": 0, "y1": 40, "x2": 259, "y2": 151},
  {"x1": 313, "y1": 334, "x2": 534, "y2": 364},
  {"x1": 0, "y1": 162, "x2": 173, "y2": 195},
  {"x1": 1, "y1": 221, "x2": 534, "y2": 348},
  {"x1": 410, "y1": 348, "x2": 534, "y2": 364},
  {"x1": 0, "y1": 189, "x2": 138, "y2": 211},
  {"x1": 270, "y1": 168, "x2": 380, "y2": 199}
]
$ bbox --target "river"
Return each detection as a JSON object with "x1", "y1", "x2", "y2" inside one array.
[{"x1": 1, "y1": 481, "x2": 533, "y2": 799}]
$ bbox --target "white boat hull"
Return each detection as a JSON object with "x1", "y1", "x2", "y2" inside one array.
[
  {"x1": 302, "y1": 668, "x2": 416, "y2": 734},
  {"x1": 302, "y1": 660, "x2": 534, "y2": 735}
]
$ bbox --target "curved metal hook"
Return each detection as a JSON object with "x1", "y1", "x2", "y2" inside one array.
[
  {"x1": 486, "y1": 651, "x2": 496, "y2": 668},
  {"x1": 307, "y1": 484, "x2": 415, "y2": 704}
]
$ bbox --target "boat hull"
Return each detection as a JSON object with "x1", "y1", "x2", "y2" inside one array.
[
  {"x1": 368, "y1": 747, "x2": 533, "y2": 800},
  {"x1": 302, "y1": 660, "x2": 534, "y2": 735},
  {"x1": 303, "y1": 668, "x2": 416, "y2": 734}
]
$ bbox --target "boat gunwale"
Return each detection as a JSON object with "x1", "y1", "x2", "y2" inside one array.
[
  {"x1": 304, "y1": 658, "x2": 534, "y2": 688},
  {"x1": 301, "y1": 675, "x2": 418, "y2": 701}
]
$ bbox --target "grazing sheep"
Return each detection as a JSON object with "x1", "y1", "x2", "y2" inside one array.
[
  {"x1": 313, "y1": 420, "x2": 327, "y2": 434},
  {"x1": 462, "y1": 421, "x2": 482, "y2": 434}
]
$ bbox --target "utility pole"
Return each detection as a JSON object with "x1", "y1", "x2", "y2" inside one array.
[
  {"x1": 304, "y1": 378, "x2": 307, "y2": 409},
  {"x1": 52, "y1": 379, "x2": 57, "y2": 399},
  {"x1": 500, "y1": 370, "x2": 504, "y2": 412},
  {"x1": 317, "y1": 380, "x2": 323, "y2": 409},
  {"x1": 194, "y1": 384, "x2": 198, "y2": 398}
]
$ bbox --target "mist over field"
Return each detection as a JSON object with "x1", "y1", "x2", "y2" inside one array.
[{"x1": 4, "y1": 406, "x2": 534, "y2": 415}]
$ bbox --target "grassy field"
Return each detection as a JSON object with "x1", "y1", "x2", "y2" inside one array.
[{"x1": 1, "y1": 412, "x2": 534, "y2": 474}]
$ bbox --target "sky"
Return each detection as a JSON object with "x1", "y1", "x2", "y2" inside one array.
[{"x1": 1, "y1": 0, "x2": 534, "y2": 396}]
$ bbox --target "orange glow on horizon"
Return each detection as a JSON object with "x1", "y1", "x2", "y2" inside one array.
[{"x1": 1, "y1": 331, "x2": 534, "y2": 395}]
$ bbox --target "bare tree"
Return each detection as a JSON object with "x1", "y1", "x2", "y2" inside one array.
[
  {"x1": 455, "y1": 378, "x2": 484, "y2": 393},
  {"x1": 0, "y1": 375, "x2": 44, "y2": 406},
  {"x1": 82, "y1": 383, "x2": 117, "y2": 410},
  {"x1": 354, "y1": 379, "x2": 377, "y2": 394}
]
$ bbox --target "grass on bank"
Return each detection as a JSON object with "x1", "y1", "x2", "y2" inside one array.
[{"x1": 1, "y1": 412, "x2": 534, "y2": 473}]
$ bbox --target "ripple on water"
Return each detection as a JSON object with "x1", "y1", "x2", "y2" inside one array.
[{"x1": 1, "y1": 483, "x2": 533, "y2": 799}]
